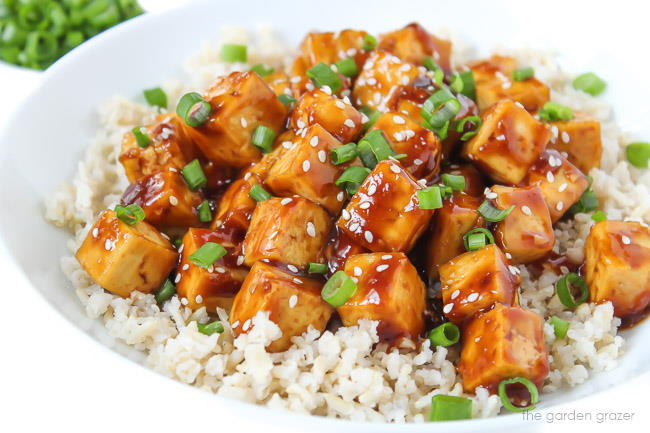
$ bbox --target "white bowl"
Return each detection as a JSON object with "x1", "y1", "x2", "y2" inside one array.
[{"x1": 1, "y1": 0, "x2": 649, "y2": 431}]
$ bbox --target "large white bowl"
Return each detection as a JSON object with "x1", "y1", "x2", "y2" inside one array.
[{"x1": 1, "y1": 0, "x2": 649, "y2": 431}]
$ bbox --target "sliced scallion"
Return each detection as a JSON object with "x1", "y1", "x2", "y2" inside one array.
[
  {"x1": 197, "y1": 200, "x2": 212, "y2": 223},
  {"x1": 155, "y1": 279, "x2": 176, "y2": 305},
  {"x1": 498, "y1": 377, "x2": 539, "y2": 413},
  {"x1": 512, "y1": 66, "x2": 534, "y2": 82},
  {"x1": 306, "y1": 62, "x2": 342, "y2": 93},
  {"x1": 114, "y1": 203, "x2": 145, "y2": 225},
  {"x1": 335, "y1": 166, "x2": 371, "y2": 195},
  {"x1": 330, "y1": 142, "x2": 358, "y2": 165},
  {"x1": 220, "y1": 44, "x2": 247, "y2": 62},
  {"x1": 143, "y1": 87, "x2": 167, "y2": 108},
  {"x1": 357, "y1": 130, "x2": 395, "y2": 168},
  {"x1": 549, "y1": 316, "x2": 570, "y2": 339},
  {"x1": 477, "y1": 200, "x2": 515, "y2": 222},
  {"x1": 251, "y1": 125, "x2": 276, "y2": 153},
  {"x1": 441, "y1": 173, "x2": 465, "y2": 191},
  {"x1": 449, "y1": 72, "x2": 464, "y2": 93},
  {"x1": 458, "y1": 70, "x2": 476, "y2": 100},
  {"x1": 321, "y1": 270, "x2": 357, "y2": 307},
  {"x1": 428, "y1": 322, "x2": 460, "y2": 346},
  {"x1": 189, "y1": 242, "x2": 227, "y2": 269},
  {"x1": 248, "y1": 184, "x2": 272, "y2": 202},
  {"x1": 197, "y1": 321, "x2": 224, "y2": 336},
  {"x1": 181, "y1": 159, "x2": 207, "y2": 191},
  {"x1": 176, "y1": 92, "x2": 212, "y2": 127},
  {"x1": 334, "y1": 57, "x2": 357, "y2": 77},
  {"x1": 359, "y1": 106, "x2": 380, "y2": 130},
  {"x1": 626, "y1": 142, "x2": 650, "y2": 168},
  {"x1": 250, "y1": 63, "x2": 275, "y2": 77},
  {"x1": 455, "y1": 115, "x2": 482, "y2": 141},
  {"x1": 573, "y1": 72, "x2": 606, "y2": 96},
  {"x1": 429, "y1": 395, "x2": 472, "y2": 422},
  {"x1": 538, "y1": 101, "x2": 573, "y2": 122},
  {"x1": 362, "y1": 34, "x2": 376, "y2": 51},
  {"x1": 308, "y1": 262, "x2": 328, "y2": 274},
  {"x1": 591, "y1": 210, "x2": 607, "y2": 222},
  {"x1": 278, "y1": 93, "x2": 296, "y2": 106},
  {"x1": 463, "y1": 228, "x2": 495, "y2": 252},
  {"x1": 417, "y1": 185, "x2": 443, "y2": 210},
  {"x1": 555, "y1": 272, "x2": 589, "y2": 308},
  {"x1": 131, "y1": 126, "x2": 151, "y2": 148}
]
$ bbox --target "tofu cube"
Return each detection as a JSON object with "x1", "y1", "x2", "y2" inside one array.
[
  {"x1": 438, "y1": 244, "x2": 519, "y2": 324},
  {"x1": 426, "y1": 193, "x2": 484, "y2": 281},
  {"x1": 524, "y1": 150, "x2": 589, "y2": 222},
  {"x1": 119, "y1": 114, "x2": 196, "y2": 182},
  {"x1": 336, "y1": 159, "x2": 434, "y2": 252},
  {"x1": 547, "y1": 112, "x2": 602, "y2": 173},
  {"x1": 243, "y1": 196, "x2": 331, "y2": 268},
  {"x1": 323, "y1": 226, "x2": 369, "y2": 274},
  {"x1": 76, "y1": 210, "x2": 177, "y2": 298},
  {"x1": 459, "y1": 304, "x2": 549, "y2": 393},
  {"x1": 370, "y1": 110, "x2": 442, "y2": 180},
  {"x1": 211, "y1": 173, "x2": 262, "y2": 239},
  {"x1": 181, "y1": 71, "x2": 287, "y2": 168},
  {"x1": 120, "y1": 171, "x2": 203, "y2": 229},
  {"x1": 378, "y1": 23, "x2": 452, "y2": 73},
  {"x1": 585, "y1": 221, "x2": 650, "y2": 319},
  {"x1": 462, "y1": 100, "x2": 551, "y2": 185},
  {"x1": 230, "y1": 261, "x2": 333, "y2": 352},
  {"x1": 338, "y1": 252, "x2": 426, "y2": 342},
  {"x1": 266, "y1": 124, "x2": 350, "y2": 214},
  {"x1": 491, "y1": 185, "x2": 555, "y2": 264},
  {"x1": 290, "y1": 89, "x2": 363, "y2": 143}
]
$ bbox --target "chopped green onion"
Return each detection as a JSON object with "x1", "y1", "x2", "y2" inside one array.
[
  {"x1": 251, "y1": 125, "x2": 276, "y2": 153},
  {"x1": 131, "y1": 126, "x2": 151, "y2": 148},
  {"x1": 423, "y1": 98, "x2": 461, "y2": 129},
  {"x1": 278, "y1": 93, "x2": 296, "y2": 106},
  {"x1": 463, "y1": 228, "x2": 495, "y2": 252},
  {"x1": 189, "y1": 242, "x2": 227, "y2": 269},
  {"x1": 573, "y1": 72, "x2": 606, "y2": 96},
  {"x1": 197, "y1": 321, "x2": 224, "y2": 336},
  {"x1": 458, "y1": 70, "x2": 476, "y2": 100},
  {"x1": 197, "y1": 200, "x2": 212, "y2": 223},
  {"x1": 428, "y1": 322, "x2": 460, "y2": 346},
  {"x1": 549, "y1": 316, "x2": 570, "y2": 339},
  {"x1": 143, "y1": 87, "x2": 167, "y2": 109},
  {"x1": 155, "y1": 279, "x2": 176, "y2": 305},
  {"x1": 115, "y1": 204, "x2": 145, "y2": 225},
  {"x1": 449, "y1": 72, "x2": 464, "y2": 93},
  {"x1": 359, "y1": 106, "x2": 380, "y2": 130},
  {"x1": 362, "y1": 34, "x2": 376, "y2": 51},
  {"x1": 308, "y1": 262, "x2": 328, "y2": 274},
  {"x1": 306, "y1": 62, "x2": 342, "y2": 93},
  {"x1": 498, "y1": 377, "x2": 539, "y2": 413},
  {"x1": 538, "y1": 102, "x2": 574, "y2": 122},
  {"x1": 568, "y1": 187, "x2": 598, "y2": 215},
  {"x1": 330, "y1": 143, "x2": 358, "y2": 165},
  {"x1": 429, "y1": 395, "x2": 472, "y2": 422},
  {"x1": 591, "y1": 210, "x2": 607, "y2": 222},
  {"x1": 63, "y1": 31, "x2": 84, "y2": 50},
  {"x1": 176, "y1": 92, "x2": 212, "y2": 127},
  {"x1": 422, "y1": 56, "x2": 440, "y2": 72},
  {"x1": 555, "y1": 272, "x2": 589, "y2": 308},
  {"x1": 248, "y1": 184, "x2": 272, "y2": 202},
  {"x1": 512, "y1": 66, "x2": 534, "y2": 82},
  {"x1": 335, "y1": 166, "x2": 371, "y2": 195},
  {"x1": 250, "y1": 63, "x2": 275, "y2": 77},
  {"x1": 455, "y1": 115, "x2": 482, "y2": 141},
  {"x1": 220, "y1": 44, "x2": 247, "y2": 62},
  {"x1": 181, "y1": 159, "x2": 207, "y2": 191},
  {"x1": 441, "y1": 173, "x2": 465, "y2": 191},
  {"x1": 172, "y1": 238, "x2": 183, "y2": 248},
  {"x1": 357, "y1": 130, "x2": 396, "y2": 168},
  {"x1": 439, "y1": 184, "x2": 453, "y2": 198},
  {"x1": 422, "y1": 88, "x2": 455, "y2": 112},
  {"x1": 321, "y1": 270, "x2": 357, "y2": 307},
  {"x1": 334, "y1": 57, "x2": 357, "y2": 77},
  {"x1": 626, "y1": 142, "x2": 650, "y2": 168},
  {"x1": 477, "y1": 200, "x2": 515, "y2": 222},
  {"x1": 417, "y1": 186, "x2": 443, "y2": 210}
]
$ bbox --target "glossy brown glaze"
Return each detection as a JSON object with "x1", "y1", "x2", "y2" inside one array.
[
  {"x1": 290, "y1": 89, "x2": 362, "y2": 143},
  {"x1": 547, "y1": 112, "x2": 602, "y2": 173},
  {"x1": 322, "y1": 226, "x2": 369, "y2": 275}
]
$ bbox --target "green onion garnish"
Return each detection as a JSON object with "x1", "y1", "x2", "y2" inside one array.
[
  {"x1": 549, "y1": 316, "x2": 570, "y2": 339},
  {"x1": 335, "y1": 166, "x2": 371, "y2": 195},
  {"x1": 181, "y1": 159, "x2": 207, "y2": 191},
  {"x1": 455, "y1": 115, "x2": 482, "y2": 141},
  {"x1": 423, "y1": 98, "x2": 461, "y2": 129},
  {"x1": 131, "y1": 126, "x2": 151, "y2": 148},
  {"x1": 498, "y1": 377, "x2": 539, "y2": 413},
  {"x1": 626, "y1": 142, "x2": 650, "y2": 168},
  {"x1": 423, "y1": 57, "x2": 439, "y2": 72},
  {"x1": 143, "y1": 87, "x2": 167, "y2": 109},
  {"x1": 359, "y1": 106, "x2": 380, "y2": 131},
  {"x1": 278, "y1": 93, "x2": 296, "y2": 106},
  {"x1": 428, "y1": 322, "x2": 460, "y2": 346},
  {"x1": 591, "y1": 210, "x2": 607, "y2": 222},
  {"x1": 248, "y1": 184, "x2": 272, "y2": 202},
  {"x1": 172, "y1": 238, "x2": 183, "y2": 248},
  {"x1": 114, "y1": 204, "x2": 145, "y2": 225},
  {"x1": 197, "y1": 321, "x2": 225, "y2": 336},
  {"x1": 422, "y1": 88, "x2": 455, "y2": 112},
  {"x1": 477, "y1": 200, "x2": 515, "y2": 222},
  {"x1": 220, "y1": 44, "x2": 247, "y2": 62},
  {"x1": 362, "y1": 34, "x2": 376, "y2": 51},
  {"x1": 251, "y1": 125, "x2": 276, "y2": 153},
  {"x1": 197, "y1": 200, "x2": 212, "y2": 223},
  {"x1": 250, "y1": 63, "x2": 275, "y2": 77},
  {"x1": 306, "y1": 62, "x2": 342, "y2": 93},
  {"x1": 538, "y1": 102, "x2": 574, "y2": 122},
  {"x1": 334, "y1": 57, "x2": 357, "y2": 77},
  {"x1": 449, "y1": 72, "x2": 464, "y2": 93},
  {"x1": 189, "y1": 242, "x2": 227, "y2": 269},
  {"x1": 429, "y1": 395, "x2": 472, "y2": 422},
  {"x1": 357, "y1": 130, "x2": 396, "y2": 168},
  {"x1": 308, "y1": 262, "x2": 328, "y2": 274},
  {"x1": 441, "y1": 173, "x2": 465, "y2": 191},
  {"x1": 568, "y1": 186, "x2": 599, "y2": 215},
  {"x1": 555, "y1": 272, "x2": 589, "y2": 308},
  {"x1": 458, "y1": 70, "x2": 476, "y2": 100},
  {"x1": 512, "y1": 67, "x2": 534, "y2": 82},
  {"x1": 463, "y1": 228, "x2": 495, "y2": 252},
  {"x1": 155, "y1": 279, "x2": 176, "y2": 305},
  {"x1": 321, "y1": 270, "x2": 357, "y2": 307},
  {"x1": 176, "y1": 92, "x2": 212, "y2": 127},
  {"x1": 330, "y1": 142, "x2": 358, "y2": 165},
  {"x1": 573, "y1": 72, "x2": 606, "y2": 96},
  {"x1": 417, "y1": 186, "x2": 443, "y2": 210}
]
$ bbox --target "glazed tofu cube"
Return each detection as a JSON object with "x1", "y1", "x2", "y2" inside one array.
[
  {"x1": 441, "y1": 164, "x2": 486, "y2": 197},
  {"x1": 210, "y1": 174, "x2": 260, "y2": 239},
  {"x1": 76, "y1": 210, "x2": 177, "y2": 298},
  {"x1": 459, "y1": 304, "x2": 549, "y2": 393},
  {"x1": 547, "y1": 112, "x2": 602, "y2": 173},
  {"x1": 524, "y1": 150, "x2": 589, "y2": 222},
  {"x1": 266, "y1": 124, "x2": 350, "y2": 214},
  {"x1": 370, "y1": 111, "x2": 442, "y2": 180},
  {"x1": 585, "y1": 221, "x2": 650, "y2": 318},
  {"x1": 119, "y1": 114, "x2": 196, "y2": 182},
  {"x1": 201, "y1": 160, "x2": 237, "y2": 194},
  {"x1": 438, "y1": 244, "x2": 519, "y2": 324},
  {"x1": 120, "y1": 171, "x2": 203, "y2": 230},
  {"x1": 336, "y1": 159, "x2": 434, "y2": 252},
  {"x1": 181, "y1": 71, "x2": 287, "y2": 168},
  {"x1": 426, "y1": 193, "x2": 484, "y2": 281},
  {"x1": 378, "y1": 23, "x2": 452, "y2": 73},
  {"x1": 338, "y1": 253, "x2": 426, "y2": 342},
  {"x1": 230, "y1": 261, "x2": 333, "y2": 352},
  {"x1": 176, "y1": 228, "x2": 248, "y2": 311},
  {"x1": 243, "y1": 196, "x2": 331, "y2": 268},
  {"x1": 262, "y1": 71, "x2": 292, "y2": 97},
  {"x1": 323, "y1": 226, "x2": 369, "y2": 274},
  {"x1": 352, "y1": 50, "x2": 420, "y2": 112},
  {"x1": 462, "y1": 100, "x2": 551, "y2": 185},
  {"x1": 491, "y1": 185, "x2": 555, "y2": 264},
  {"x1": 470, "y1": 55, "x2": 550, "y2": 112},
  {"x1": 290, "y1": 89, "x2": 363, "y2": 143}
]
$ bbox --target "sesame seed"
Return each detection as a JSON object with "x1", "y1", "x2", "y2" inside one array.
[
  {"x1": 522, "y1": 205, "x2": 532, "y2": 216},
  {"x1": 168, "y1": 167, "x2": 178, "y2": 172},
  {"x1": 289, "y1": 295, "x2": 298, "y2": 308},
  {"x1": 349, "y1": 222, "x2": 360, "y2": 231},
  {"x1": 281, "y1": 198, "x2": 293, "y2": 205},
  {"x1": 182, "y1": 264, "x2": 189, "y2": 271},
  {"x1": 359, "y1": 201, "x2": 371, "y2": 209},
  {"x1": 318, "y1": 150, "x2": 327, "y2": 163},
  {"x1": 342, "y1": 209, "x2": 351, "y2": 220},
  {"x1": 297, "y1": 119, "x2": 306, "y2": 129},
  {"x1": 181, "y1": 297, "x2": 188, "y2": 305},
  {"x1": 505, "y1": 252, "x2": 512, "y2": 259},
  {"x1": 92, "y1": 228, "x2": 99, "y2": 238},
  {"x1": 559, "y1": 183, "x2": 568, "y2": 192},
  {"x1": 346, "y1": 48, "x2": 357, "y2": 56},
  {"x1": 367, "y1": 77, "x2": 377, "y2": 85},
  {"x1": 414, "y1": 158, "x2": 423, "y2": 166},
  {"x1": 174, "y1": 273, "x2": 181, "y2": 283},
  {"x1": 337, "y1": 191, "x2": 345, "y2": 201},
  {"x1": 290, "y1": 76, "x2": 301, "y2": 83},
  {"x1": 306, "y1": 83, "x2": 315, "y2": 91},
  {"x1": 450, "y1": 289, "x2": 460, "y2": 300},
  {"x1": 382, "y1": 254, "x2": 392, "y2": 260},
  {"x1": 401, "y1": 76, "x2": 410, "y2": 85},
  {"x1": 467, "y1": 293, "x2": 479, "y2": 302},
  {"x1": 310, "y1": 136, "x2": 319, "y2": 147},
  {"x1": 556, "y1": 201, "x2": 564, "y2": 211},
  {"x1": 547, "y1": 171, "x2": 555, "y2": 183},
  {"x1": 376, "y1": 264, "x2": 389, "y2": 272},
  {"x1": 231, "y1": 320, "x2": 240, "y2": 328},
  {"x1": 169, "y1": 195, "x2": 178, "y2": 206},
  {"x1": 508, "y1": 265, "x2": 519, "y2": 275},
  {"x1": 360, "y1": 113, "x2": 369, "y2": 123},
  {"x1": 335, "y1": 100, "x2": 345, "y2": 109},
  {"x1": 302, "y1": 160, "x2": 311, "y2": 172},
  {"x1": 393, "y1": 132, "x2": 404, "y2": 141},
  {"x1": 393, "y1": 115, "x2": 405, "y2": 124},
  {"x1": 104, "y1": 239, "x2": 112, "y2": 251},
  {"x1": 351, "y1": 277, "x2": 359, "y2": 283},
  {"x1": 242, "y1": 319, "x2": 252, "y2": 331},
  {"x1": 622, "y1": 235, "x2": 631, "y2": 245},
  {"x1": 306, "y1": 222, "x2": 316, "y2": 237},
  {"x1": 236, "y1": 255, "x2": 244, "y2": 266},
  {"x1": 389, "y1": 164, "x2": 401, "y2": 174},
  {"x1": 282, "y1": 141, "x2": 293, "y2": 149},
  {"x1": 207, "y1": 265, "x2": 214, "y2": 273},
  {"x1": 344, "y1": 119, "x2": 355, "y2": 128},
  {"x1": 486, "y1": 192, "x2": 497, "y2": 199},
  {"x1": 287, "y1": 264, "x2": 299, "y2": 273},
  {"x1": 561, "y1": 131, "x2": 570, "y2": 143},
  {"x1": 443, "y1": 303, "x2": 453, "y2": 314},
  {"x1": 367, "y1": 184, "x2": 377, "y2": 195},
  {"x1": 495, "y1": 134, "x2": 506, "y2": 141},
  {"x1": 240, "y1": 118, "x2": 247, "y2": 128},
  {"x1": 292, "y1": 277, "x2": 303, "y2": 284},
  {"x1": 244, "y1": 172, "x2": 252, "y2": 181},
  {"x1": 195, "y1": 295, "x2": 203, "y2": 304},
  {"x1": 322, "y1": 85, "x2": 332, "y2": 95},
  {"x1": 215, "y1": 267, "x2": 226, "y2": 274},
  {"x1": 364, "y1": 230, "x2": 374, "y2": 243}
]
